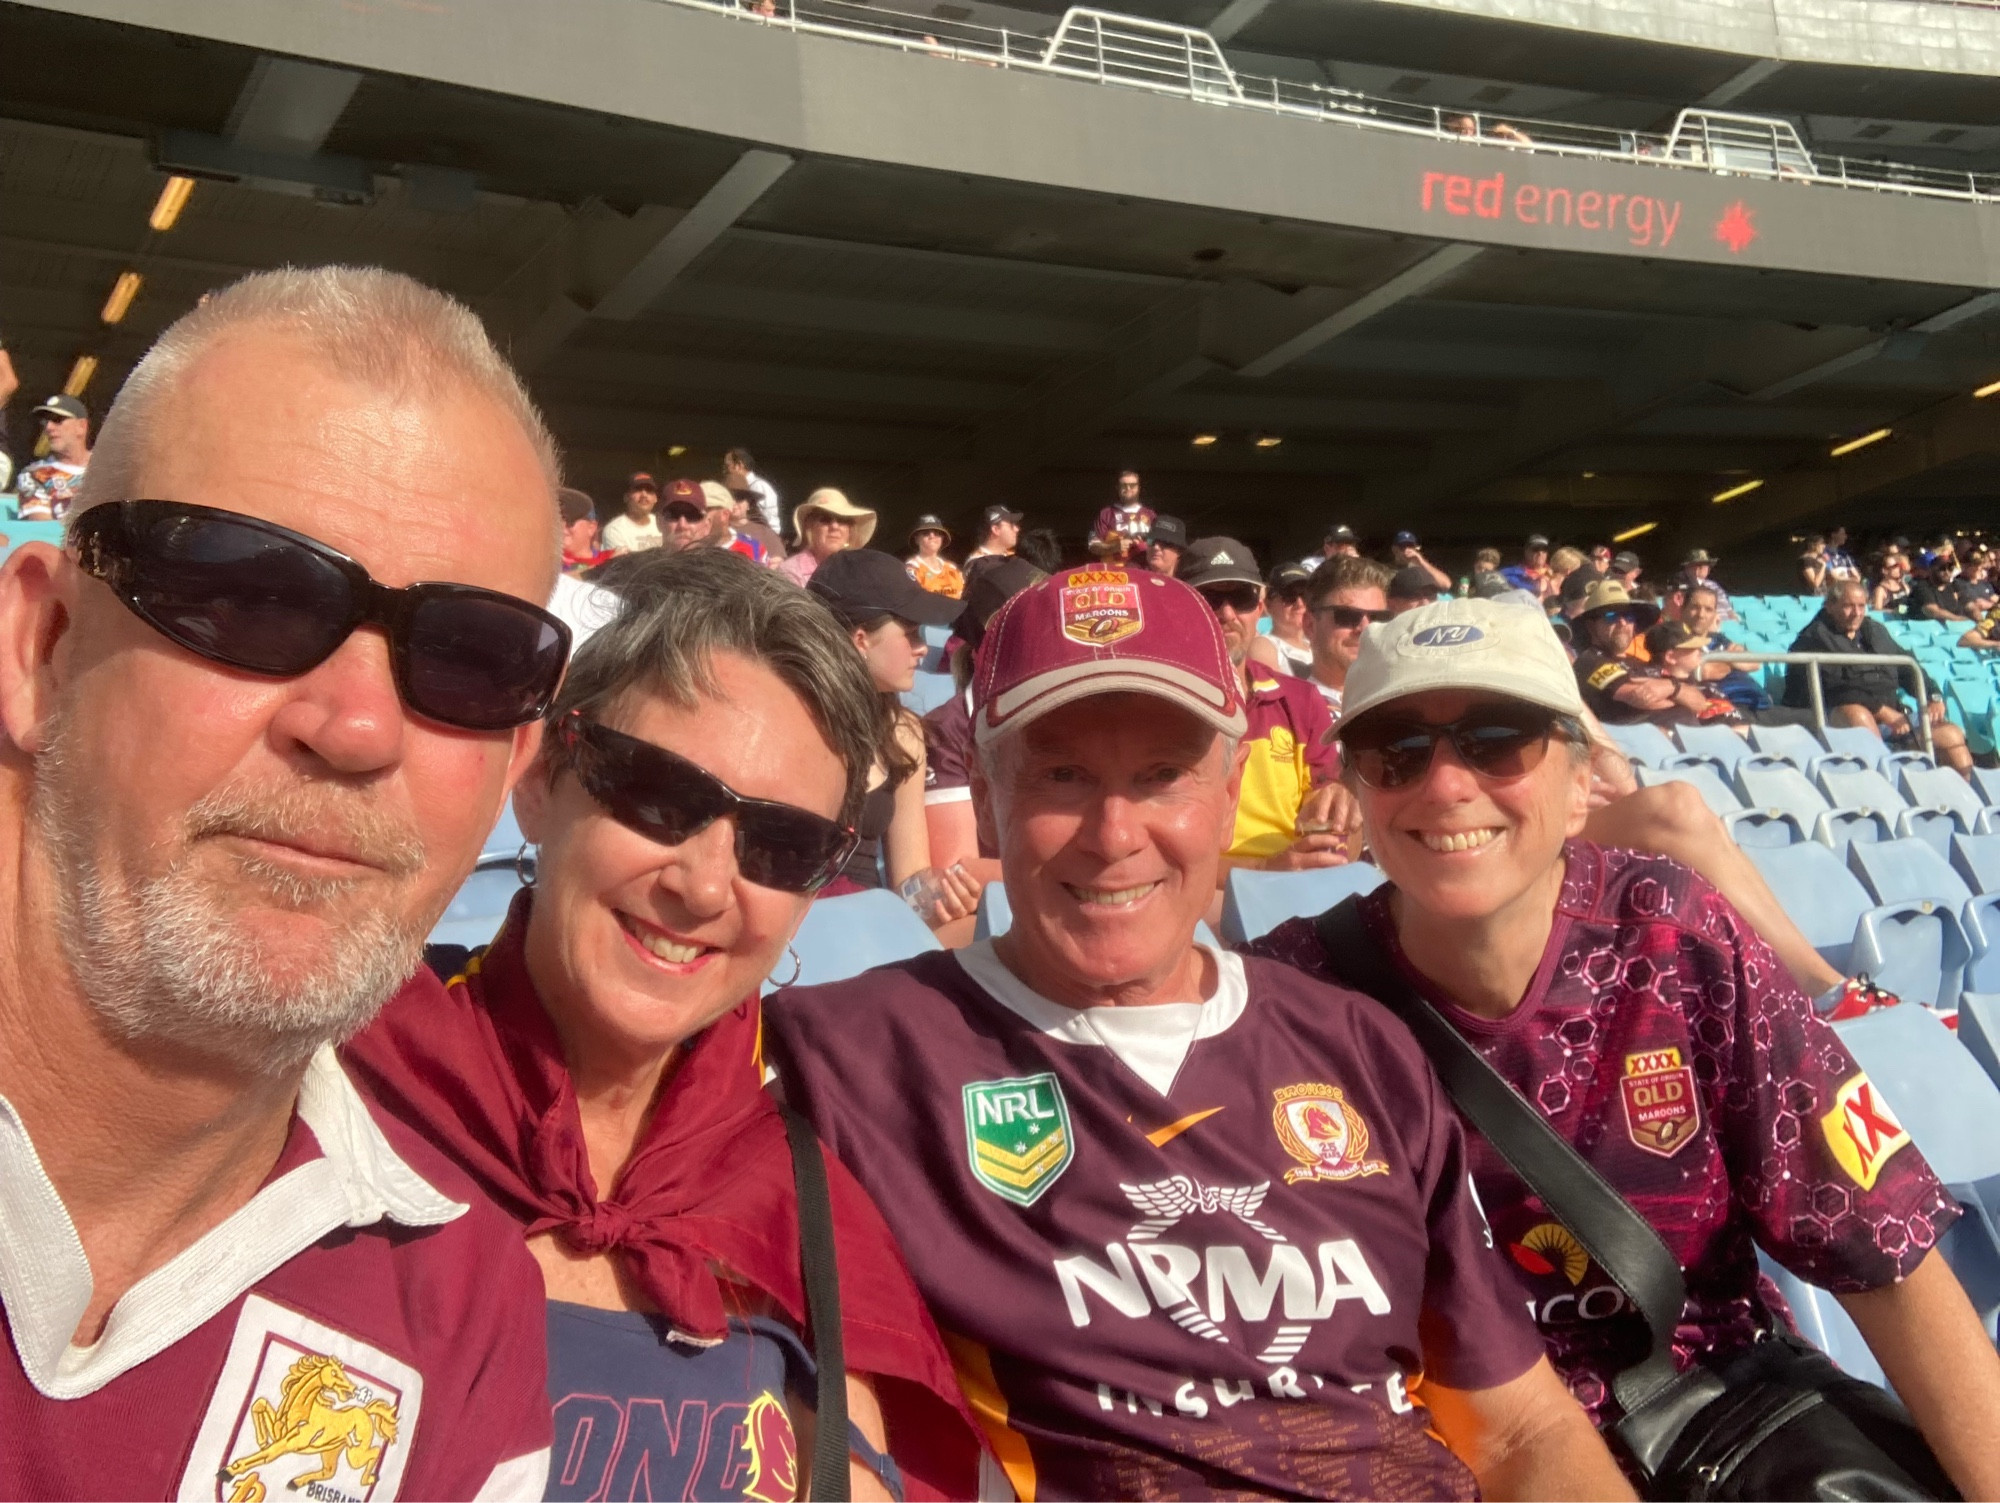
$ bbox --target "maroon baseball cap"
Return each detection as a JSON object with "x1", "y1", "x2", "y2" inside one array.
[
  {"x1": 661, "y1": 479, "x2": 705, "y2": 518},
  {"x1": 972, "y1": 566, "x2": 1247, "y2": 746},
  {"x1": 625, "y1": 471, "x2": 659, "y2": 493}
]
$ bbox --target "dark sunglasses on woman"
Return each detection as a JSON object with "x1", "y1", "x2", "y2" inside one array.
[
  {"x1": 69, "y1": 501, "x2": 571, "y2": 731},
  {"x1": 1339, "y1": 704, "x2": 1581, "y2": 791},
  {"x1": 1315, "y1": 603, "x2": 1390, "y2": 630},
  {"x1": 554, "y1": 713, "x2": 859, "y2": 894}
]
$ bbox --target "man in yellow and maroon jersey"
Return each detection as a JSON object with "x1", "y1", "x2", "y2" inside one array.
[{"x1": 765, "y1": 568, "x2": 1632, "y2": 1500}]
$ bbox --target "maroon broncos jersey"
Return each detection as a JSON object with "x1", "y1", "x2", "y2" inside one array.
[
  {"x1": 1250, "y1": 840, "x2": 1957, "y2": 1422},
  {"x1": 764, "y1": 943, "x2": 1546, "y2": 1500}
]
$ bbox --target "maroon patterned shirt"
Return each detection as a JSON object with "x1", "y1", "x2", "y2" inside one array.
[
  {"x1": 1249, "y1": 840, "x2": 1957, "y2": 1422},
  {"x1": 765, "y1": 944, "x2": 1546, "y2": 1500}
]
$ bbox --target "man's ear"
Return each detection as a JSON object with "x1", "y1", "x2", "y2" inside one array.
[{"x1": 0, "y1": 544, "x2": 76, "y2": 756}]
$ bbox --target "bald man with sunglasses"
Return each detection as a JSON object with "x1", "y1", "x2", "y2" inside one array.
[{"x1": 0, "y1": 269, "x2": 562, "y2": 1497}]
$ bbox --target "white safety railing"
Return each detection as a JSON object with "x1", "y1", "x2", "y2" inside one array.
[{"x1": 663, "y1": 0, "x2": 2000, "y2": 205}]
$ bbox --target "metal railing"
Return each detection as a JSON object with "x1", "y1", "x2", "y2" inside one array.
[
  {"x1": 1713, "y1": 651, "x2": 1936, "y2": 758},
  {"x1": 670, "y1": 0, "x2": 2000, "y2": 204}
]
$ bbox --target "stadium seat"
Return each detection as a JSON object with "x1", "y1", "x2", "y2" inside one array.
[
  {"x1": 1821, "y1": 725, "x2": 1890, "y2": 771},
  {"x1": 1601, "y1": 722, "x2": 1677, "y2": 768},
  {"x1": 1219, "y1": 863, "x2": 1387, "y2": 946},
  {"x1": 428, "y1": 867, "x2": 520, "y2": 951},
  {"x1": 1671, "y1": 724, "x2": 1752, "y2": 776},
  {"x1": 1635, "y1": 763, "x2": 1741, "y2": 817},
  {"x1": 1966, "y1": 893, "x2": 2000, "y2": 991},
  {"x1": 1718, "y1": 809, "x2": 1806, "y2": 848},
  {"x1": 977, "y1": 880, "x2": 1221, "y2": 949},
  {"x1": 1971, "y1": 768, "x2": 2000, "y2": 809},
  {"x1": 1901, "y1": 765, "x2": 1993, "y2": 835},
  {"x1": 1818, "y1": 767, "x2": 1908, "y2": 815},
  {"x1": 1747, "y1": 722, "x2": 1827, "y2": 770},
  {"x1": 1848, "y1": 838, "x2": 1974, "y2": 909},
  {"x1": 901, "y1": 670, "x2": 957, "y2": 715},
  {"x1": 1954, "y1": 834, "x2": 2000, "y2": 896},
  {"x1": 1755, "y1": 1252, "x2": 1886, "y2": 1389},
  {"x1": 1960, "y1": 992, "x2": 2000, "y2": 1094},
  {"x1": 1733, "y1": 763, "x2": 1886, "y2": 854},
  {"x1": 1744, "y1": 843, "x2": 1873, "y2": 974},
  {"x1": 1849, "y1": 901, "x2": 1971, "y2": 1009},
  {"x1": 773, "y1": 888, "x2": 940, "y2": 992},
  {"x1": 1899, "y1": 806, "x2": 1967, "y2": 858}
]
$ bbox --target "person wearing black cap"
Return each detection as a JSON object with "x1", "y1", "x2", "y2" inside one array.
[
  {"x1": 904, "y1": 514, "x2": 963, "y2": 599},
  {"x1": 1254, "y1": 561, "x2": 1315, "y2": 671},
  {"x1": 963, "y1": 503, "x2": 1021, "y2": 568},
  {"x1": 806, "y1": 550, "x2": 976, "y2": 927},
  {"x1": 1385, "y1": 564, "x2": 1442, "y2": 617},
  {"x1": 1500, "y1": 533, "x2": 1551, "y2": 597},
  {"x1": 1301, "y1": 523, "x2": 1360, "y2": 572},
  {"x1": 920, "y1": 556, "x2": 1045, "y2": 927},
  {"x1": 1144, "y1": 513, "x2": 1188, "y2": 576},
  {"x1": 557, "y1": 487, "x2": 609, "y2": 576},
  {"x1": 1388, "y1": 530, "x2": 1451, "y2": 593},
  {"x1": 16, "y1": 393, "x2": 91, "y2": 521}
]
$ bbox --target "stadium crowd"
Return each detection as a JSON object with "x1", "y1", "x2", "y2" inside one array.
[{"x1": 3, "y1": 266, "x2": 1999, "y2": 1503}]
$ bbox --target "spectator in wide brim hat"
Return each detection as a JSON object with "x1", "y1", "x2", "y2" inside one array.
[{"x1": 777, "y1": 487, "x2": 876, "y2": 586}]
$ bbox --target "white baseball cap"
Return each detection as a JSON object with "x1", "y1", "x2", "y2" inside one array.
[{"x1": 1340, "y1": 597, "x2": 1584, "y2": 726}]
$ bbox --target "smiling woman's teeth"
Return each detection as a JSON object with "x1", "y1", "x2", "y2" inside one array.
[
  {"x1": 639, "y1": 931, "x2": 705, "y2": 964},
  {"x1": 1073, "y1": 884, "x2": 1154, "y2": 906},
  {"x1": 1420, "y1": 829, "x2": 1499, "y2": 853}
]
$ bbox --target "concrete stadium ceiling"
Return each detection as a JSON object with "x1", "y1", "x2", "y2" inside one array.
[{"x1": 0, "y1": 0, "x2": 1995, "y2": 574}]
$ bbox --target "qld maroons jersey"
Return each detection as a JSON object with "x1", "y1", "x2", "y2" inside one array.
[
  {"x1": 1250, "y1": 841, "x2": 1958, "y2": 1423},
  {"x1": 764, "y1": 944, "x2": 1546, "y2": 1501}
]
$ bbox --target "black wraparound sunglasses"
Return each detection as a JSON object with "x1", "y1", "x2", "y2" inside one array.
[
  {"x1": 555, "y1": 713, "x2": 859, "y2": 894},
  {"x1": 1340, "y1": 705, "x2": 1581, "y2": 790},
  {"x1": 1315, "y1": 604, "x2": 1390, "y2": 629},
  {"x1": 69, "y1": 501, "x2": 570, "y2": 732}
]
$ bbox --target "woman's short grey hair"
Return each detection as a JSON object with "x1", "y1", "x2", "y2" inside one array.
[
  {"x1": 76, "y1": 265, "x2": 560, "y2": 521},
  {"x1": 550, "y1": 549, "x2": 889, "y2": 824}
]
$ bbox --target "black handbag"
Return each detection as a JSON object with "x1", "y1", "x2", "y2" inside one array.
[{"x1": 1311, "y1": 897, "x2": 1957, "y2": 1501}]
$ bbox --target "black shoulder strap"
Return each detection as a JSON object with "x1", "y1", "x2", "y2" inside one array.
[
  {"x1": 1311, "y1": 896, "x2": 1686, "y2": 1413},
  {"x1": 780, "y1": 1102, "x2": 851, "y2": 1502}
]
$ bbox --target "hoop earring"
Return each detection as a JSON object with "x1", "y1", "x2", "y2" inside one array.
[
  {"x1": 767, "y1": 945, "x2": 803, "y2": 990},
  {"x1": 514, "y1": 841, "x2": 537, "y2": 888}
]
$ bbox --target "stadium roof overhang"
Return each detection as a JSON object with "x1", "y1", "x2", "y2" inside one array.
[{"x1": 1, "y1": 0, "x2": 1995, "y2": 570}]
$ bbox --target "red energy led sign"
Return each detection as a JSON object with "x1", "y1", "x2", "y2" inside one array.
[{"x1": 1421, "y1": 169, "x2": 1684, "y2": 249}]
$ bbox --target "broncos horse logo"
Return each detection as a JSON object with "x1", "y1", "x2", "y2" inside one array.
[{"x1": 224, "y1": 1353, "x2": 400, "y2": 1493}]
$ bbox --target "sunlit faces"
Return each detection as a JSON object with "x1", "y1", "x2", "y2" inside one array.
[
  {"x1": 1309, "y1": 586, "x2": 1388, "y2": 676},
  {"x1": 1585, "y1": 613, "x2": 1637, "y2": 655},
  {"x1": 662, "y1": 506, "x2": 709, "y2": 551},
  {"x1": 1352, "y1": 689, "x2": 1590, "y2": 926},
  {"x1": 34, "y1": 323, "x2": 555, "y2": 1069},
  {"x1": 1829, "y1": 584, "x2": 1869, "y2": 636},
  {"x1": 853, "y1": 617, "x2": 925, "y2": 695},
  {"x1": 623, "y1": 485, "x2": 658, "y2": 518},
  {"x1": 1681, "y1": 590, "x2": 1719, "y2": 640},
  {"x1": 516, "y1": 652, "x2": 847, "y2": 1061},
  {"x1": 975, "y1": 694, "x2": 1241, "y2": 1007},
  {"x1": 806, "y1": 514, "x2": 851, "y2": 560},
  {"x1": 1197, "y1": 584, "x2": 1262, "y2": 665}
]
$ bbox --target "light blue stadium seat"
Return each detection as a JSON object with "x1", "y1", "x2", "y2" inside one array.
[
  {"x1": 1954, "y1": 835, "x2": 2000, "y2": 896},
  {"x1": 1901, "y1": 765, "x2": 1993, "y2": 835},
  {"x1": 1671, "y1": 723, "x2": 1753, "y2": 776},
  {"x1": 1635, "y1": 763, "x2": 1742, "y2": 817},
  {"x1": 428, "y1": 867, "x2": 520, "y2": 951},
  {"x1": 1818, "y1": 766, "x2": 1909, "y2": 816},
  {"x1": 1821, "y1": 725, "x2": 1890, "y2": 770},
  {"x1": 1967, "y1": 894, "x2": 2000, "y2": 989},
  {"x1": 901, "y1": 670, "x2": 957, "y2": 716},
  {"x1": 920, "y1": 622, "x2": 952, "y2": 651},
  {"x1": 1601, "y1": 722, "x2": 1677, "y2": 768},
  {"x1": 1972, "y1": 768, "x2": 2000, "y2": 809},
  {"x1": 1744, "y1": 842, "x2": 1873, "y2": 974},
  {"x1": 1849, "y1": 901, "x2": 1971, "y2": 1009},
  {"x1": 772, "y1": 888, "x2": 940, "y2": 992},
  {"x1": 1733, "y1": 763, "x2": 1885, "y2": 854},
  {"x1": 1747, "y1": 721, "x2": 1828, "y2": 769},
  {"x1": 1220, "y1": 864, "x2": 1387, "y2": 946},
  {"x1": 1719, "y1": 809, "x2": 1806, "y2": 848},
  {"x1": 1756, "y1": 1252, "x2": 1886, "y2": 1388},
  {"x1": 1882, "y1": 750, "x2": 1938, "y2": 781},
  {"x1": 1960, "y1": 991, "x2": 2000, "y2": 1093},
  {"x1": 977, "y1": 879, "x2": 1221, "y2": 949},
  {"x1": 1848, "y1": 838, "x2": 1975, "y2": 909},
  {"x1": 1899, "y1": 806, "x2": 1967, "y2": 858}
]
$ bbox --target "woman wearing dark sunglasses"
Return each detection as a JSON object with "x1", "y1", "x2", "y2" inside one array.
[
  {"x1": 1248, "y1": 597, "x2": 2000, "y2": 1499},
  {"x1": 346, "y1": 550, "x2": 979, "y2": 1501}
]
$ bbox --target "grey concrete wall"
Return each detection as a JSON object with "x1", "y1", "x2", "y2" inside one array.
[
  {"x1": 1362, "y1": 0, "x2": 2000, "y2": 78},
  {"x1": 21, "y1": 0, "x2": 2000, "y2": 287}
]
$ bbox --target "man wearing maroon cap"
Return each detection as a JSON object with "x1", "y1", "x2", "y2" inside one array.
[
  {"x1": 656, "y1": 478, "x2": 712, "y2": 553},
  {"x1": 765, "y1": 567, "x2": 1630, "y2": 1500}
]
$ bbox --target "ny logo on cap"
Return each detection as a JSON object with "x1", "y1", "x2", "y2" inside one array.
[{"x1": 1411, "y1": 624, "x2": 1483, "y2": 648}]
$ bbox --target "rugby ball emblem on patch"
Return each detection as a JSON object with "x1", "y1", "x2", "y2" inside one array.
[
  {"x1": 178, "y1": 1295, "x2": 421, "y2": 1502},
  {"x1": 1272, "y1": 1083, "x2": 1390, "y2": 1184},
  {"x1": 1822, "y1": 1071, "x2": 1911, "y2": 1190},
  {"x1": 964, "y1": 1072, "x2": 1074, "y2": 1206},
  {"x1": 1619, "y1": 1047, "x2": 1700, "y2": 1158},
  {"x1": 1059, "y1": 570, "x2": 1144, "y2": 647}
]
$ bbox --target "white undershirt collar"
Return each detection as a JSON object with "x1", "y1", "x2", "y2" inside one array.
[{"x1": 954, "y1": 938, "x2": 1249, "y2": 1096}]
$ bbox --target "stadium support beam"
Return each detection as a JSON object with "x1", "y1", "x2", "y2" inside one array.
[
  {"x1": 1228, "y1": 244, "x2": 1483, "y2": 378},
  {"x1": 1747, "y1": 290, "x2": 2000, "y2": 401},
  {"x1": 594, "y1": 149, "x2": 793, "y2": 320},
  {"x1": 225, "y1": 56, "x2": 361, "y2": 155},
  {"x1": 1695, "y1": 58, "x2": 1784, "y2": 109},
  {"x1": 1205, "y1": 0, "x2": 1272, "y2": 44}
]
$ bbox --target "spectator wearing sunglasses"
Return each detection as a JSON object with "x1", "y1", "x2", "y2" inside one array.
[
  {"x1": 601, "y1": 472, "x2": 664, "y2": 554},
  {"x1": 0, "y1": 267, "x2": 568, "y2": 1497},
  {"x1": 347, "y1": 549, "x2": 981, "y2": 1502},
  {"x1": 1182, "y1": 538, "x2": 1348, "y2": 881},
  {"x1": 16, "y1": 393, "x2": 92, "y2": 521},
  {"x1": 1257, "y1": 560, "x2": 1314, "y2": 671},
  {"x1": 1301, "y1": 553, "x2": 1393, "y2": 714},
  {"x1": 656, "y1": 479, "x2": 713, "y2": 554},
  {"x1": 1247, "y1": 599, "x2": 2000, "y2": 1495},
  {"x1": 765, "y1": 571, "x2": 1632, "y2": 1502},
  {"x1": 778, "y1": 488, "x2": 875, "y2": 587},
  {"x1": 807, "y1": 548, "x2": 979, "y2": 930},
  {"x1": 1570, "y1": 580, "x2": 1671, "y2": 724}
]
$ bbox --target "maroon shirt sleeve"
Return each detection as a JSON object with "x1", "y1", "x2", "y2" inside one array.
[{"x1": 921, "y1": 697, "x2": 972, "y2": 797}]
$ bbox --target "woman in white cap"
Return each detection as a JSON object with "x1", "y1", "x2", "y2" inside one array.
[
  {"x1": 1247, "y1": 596, "x2": 2000, "y2": 1499},
  {"x1": 776, "y1": 487, "x2": 876, "y2": 587}
]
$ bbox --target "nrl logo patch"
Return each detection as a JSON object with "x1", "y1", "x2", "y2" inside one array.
[
  {"x1": 1619, "y1": 1047, "x2": 1700, "y2": 1158},
  {"x1": 1060, "y1": 570, "x2": 1144, "y2": 647},
  {"x1": 179, "y1": 1294, "x2": 421, "y2": 1502},
  {"x1": 1272, "y1": 1083, "x2": 1389, "y2": 1185},
  {"x1": 964, "y1": 1072, "x2": 1074, "y2": 1206}
]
